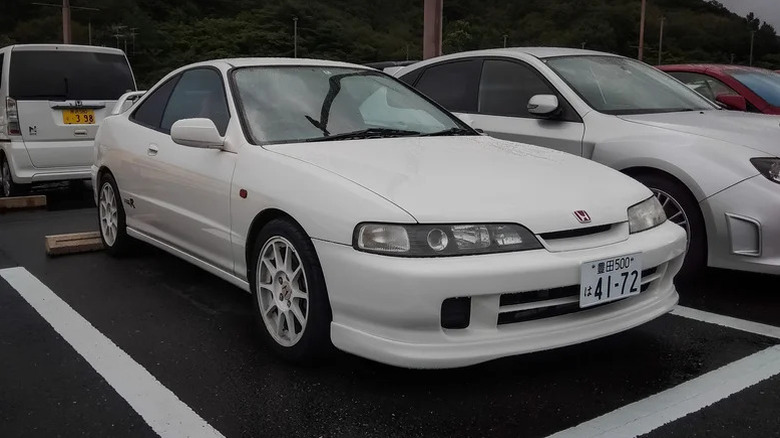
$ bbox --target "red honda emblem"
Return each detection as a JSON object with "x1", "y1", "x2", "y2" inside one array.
[{"x1": 574, "y1": 210, "x2": 591, "y2": 224}]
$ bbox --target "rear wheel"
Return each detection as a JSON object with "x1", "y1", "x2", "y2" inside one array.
[
  {"x1": 98, "y1": 173, "x2": 132, "y2": 256},
  {"x1": 1, "y1": 156, "x2": 30, "y2": 198},
  {"x1": 633, "y1": 173, "x2": 706, "y2": 280},
  {"x1": 249, "y1": 219, "x2": 332, "y2": 363}
]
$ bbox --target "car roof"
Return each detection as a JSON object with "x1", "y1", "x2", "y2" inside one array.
[
  {"x1": 216, "y1": 57, "x2": 373, "y2": 70},
  {"x1": 659, "y1": 64, "x2": 775, "y2": 74},
  {"x1": 4, "y1": 44, "x2": 126, "y2": 55}
]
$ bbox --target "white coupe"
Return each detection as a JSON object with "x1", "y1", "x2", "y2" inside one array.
[{"x1": 93, "y1": 58, "x2": 686, "y2": 368}]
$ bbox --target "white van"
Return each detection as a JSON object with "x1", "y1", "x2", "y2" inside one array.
[{"x1": 0, "y1": 44, "x2": 136, "y2": 197}]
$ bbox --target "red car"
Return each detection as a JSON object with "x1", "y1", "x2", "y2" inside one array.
[{"x1": 659, "y1": 64, "x2": 780, "y2": 115}]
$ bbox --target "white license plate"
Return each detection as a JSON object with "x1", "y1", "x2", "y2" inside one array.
[{"x1": 580, "y1": 253, "x2": 642, "y2": 308}]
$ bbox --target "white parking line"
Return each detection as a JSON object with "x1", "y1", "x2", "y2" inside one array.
[
  {"x1": 547, "y1": 345, "x2": 780, "y2": 438},
  {"x1": 0, "y1": 267, "x2": 225, "y2": 438},
  {"x1": 672, "y1": 305, "x2": 780, "y2": 340}
]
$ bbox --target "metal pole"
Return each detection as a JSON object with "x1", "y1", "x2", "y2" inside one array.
[
  {"x1": 88, "y1": 20, "x2": 92, "y2": 45},
  {"x1": 62, "y1": 0, "x2": 71, "y2": 44},
  {"x1": 423, "y1": 0, "x2": 443, "y2": 59},
  {"x1": 293, "y1": 17, "x2": 298, "y2": 58},
  {"x1": 581, "y1": 41, "x2": 586, "y2": 49},
  {"x1": 503, "y1": 35, "x2": 508, "y2": 48},
  {"x1": 638, "y1": 0, "x2": 646, "y2": 61},
  {"x1": 750, "y1": 31, "x2": 755, "y2": 66},
  {"x1": 658, "y1": 16, "x2": 665, "y2": 65}
]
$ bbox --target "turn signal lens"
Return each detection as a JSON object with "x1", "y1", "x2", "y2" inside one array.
[{"x1": 356, "y1": 224, "x2": 410, "y2": 253}]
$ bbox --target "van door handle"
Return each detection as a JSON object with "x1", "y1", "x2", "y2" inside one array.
[{"x1": 147, "y1": 144, "x2": 159, "y2": 156}]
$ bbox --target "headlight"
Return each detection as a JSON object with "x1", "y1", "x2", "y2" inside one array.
[
  {"x1": 751, "y1": 158, "x2": 780, "y2": 184},
  {"x1": 628, "y1": 196, "x2": 666, "y2": 234},
  {"x1": 354, "y1": 223, "x2": 541, "y2": 256}
]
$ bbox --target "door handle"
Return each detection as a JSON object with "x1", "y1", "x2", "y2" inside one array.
[{"x1": 147, "y1": 144, "x2": 159, "y2": 156}]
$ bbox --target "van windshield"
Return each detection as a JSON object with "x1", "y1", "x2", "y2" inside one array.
[{"x1": 9, "y1": 50, "x2": 135, "y2": 101}]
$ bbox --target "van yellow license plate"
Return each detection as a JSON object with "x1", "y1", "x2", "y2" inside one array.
[{"x1": 62, "y1": 109, "x2": 95, "y2": 125}]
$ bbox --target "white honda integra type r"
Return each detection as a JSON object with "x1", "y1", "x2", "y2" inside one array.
[{"x1": 92, "y1": 58, "x2": 686, "y2": 368}]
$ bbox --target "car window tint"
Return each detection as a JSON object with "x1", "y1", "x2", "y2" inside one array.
[
  {"x1": 161, "y1": 68, "x2": 229, "y2": 135},
  {"x1": 478, "y1": 59, "x2": 555, "y2": 117},
  {"x1": 131, "y1": 76, "x2": 179, "y2": 130},
  {"x1": 9, "y1": 50, "x2": 134, "y2": 101},
  {"x1": 415, "y1": 60, "x2": 480, "y2": 112}
]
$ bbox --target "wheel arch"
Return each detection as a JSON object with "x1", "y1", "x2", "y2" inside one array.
[{"x1": 245, "y1": 208, "x2": 311, "y2": 274}]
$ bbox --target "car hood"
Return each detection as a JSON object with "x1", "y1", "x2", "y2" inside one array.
[
  {"x1": 619, "y1": 110, "x2": 780, "y2": 157},
  {"x1": 265, "y1": 136, "x2": 650, "y2": 233}
]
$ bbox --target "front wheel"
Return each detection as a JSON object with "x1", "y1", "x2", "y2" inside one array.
[
  {"x1": 249, "y1": 219, "x2": 332, "y2": 363},
  {"x1": 634, "y1": 173, "x2": 706, "y2": 280},
  {"x1": 98, "y1": 173, "x2": 132, "y2": 256}
]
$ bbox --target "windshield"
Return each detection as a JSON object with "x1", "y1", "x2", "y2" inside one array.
[
  {"x1": 731, "y1": 70, "x2": 780, "y2": 107},
  {"x1": 9, "y1": 50, "x2": 135, "y2": 101},
  {"x1": 232, "y1": 66, "x2": 468, "y2": 144},
  {"x1": 546, "y1": 56, "x2": 716, "y2": 115}
]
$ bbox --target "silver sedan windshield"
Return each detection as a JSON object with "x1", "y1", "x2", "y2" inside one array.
[
  {"x1": 546, "y1": 56, "x2": 716, "y2": 115},
  {"x1": 232, "y1": 66, "x2": 465, "y2": 144}
]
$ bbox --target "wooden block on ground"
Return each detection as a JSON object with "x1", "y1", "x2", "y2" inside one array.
[
  {"x1": 46, "y1": 231, "x2": 104, "y2": 256},
  {"x1": 0, "y1": 195, "x2": 47, "y2": 212}
]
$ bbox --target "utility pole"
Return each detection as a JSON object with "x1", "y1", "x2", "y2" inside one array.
[
  {"x1": 423, "y1": 0, "x2": 443, "y2": 59},
  {"x1": 293, "y1": 17, "x2": 298, "y2": 58},
  {"x1": 658, "y1": 16, "x2": 665, "y2": 65},
  {"x1": 130, "y1": 28, "x2": 138, "y2": 55},
  {"x1": 638, "y1": 0, "x2": 646, "y2": 61},
  {"x1": 750, "y1": 30, "x2": 756, "y2": 66},
  {"x1": 33, "y1": 2, "x2": 100, "y2": 44},
  {"x1": 503, "y1": 34, "x2": 508, "y2": 48}
]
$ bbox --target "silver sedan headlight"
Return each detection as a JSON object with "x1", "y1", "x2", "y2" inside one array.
[
  {"x1": 751, "y1": 158, "x2": 780, "y2": 184},
  {"x1": 628, "y1": 196, "x2": 667, "y2": 234},
  {"x1": 354, "y1": 223, "x2": 541, "y2": 256}
]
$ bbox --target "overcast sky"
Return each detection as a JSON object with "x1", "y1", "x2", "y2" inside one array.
[{"x1": 718, "y1": 0, "x2": 780, "y2": 30}]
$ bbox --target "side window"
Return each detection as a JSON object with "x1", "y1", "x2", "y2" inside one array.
[
  {"x1": 705, "y1": 77, "x2": 739, "y2": 98},
  {"x1": 131, "y1": 76, "x2": 179, "y2": 130},
  {"x1": 668, "y1": 72, "x2": 737, "y2": 101},
  {"x1": 161, "y1": 68, "x2": 230, "y2": 135},
  {"x1": 478, "y1": 59, "x2": 556, "y2": 118},
  {"x1": 414, "y1": 60, "x2": 481, "y2": 113},
  {"x1": 0, "y1": 53, "x2": 4, "y2": 85},
  {"x1": 398, "y1": 68, "x2": 422, "y2": 86}
]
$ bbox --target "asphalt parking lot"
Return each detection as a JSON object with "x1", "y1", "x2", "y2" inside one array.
[{"x1": 1, "y1": 187, "x2": 779, "y2": 438}]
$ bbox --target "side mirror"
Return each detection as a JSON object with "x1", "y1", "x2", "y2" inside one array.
[
  {"x1": 170, "y1": 118, "x2": 224, "y2": 149},
  {"x1": 715, "y1": 94, "x2": 747, "y2": 112},
  {"x1": 527, "y1": 94, "x2": 561, "y2": 117}
]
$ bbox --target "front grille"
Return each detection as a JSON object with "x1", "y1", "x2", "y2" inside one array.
[
  {"x1": 497, "y1": 263, "x2": 667, "y2": 326},
  {"x1": 540, "y1": 224, "x2": 613, "y2": 241}
]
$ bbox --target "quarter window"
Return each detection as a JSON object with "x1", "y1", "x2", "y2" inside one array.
[
  {"x1": 131, "y1": 76, "x2": 179, "y2": 130},
  {"x1": 161, "y1": 69, "x2": 230, "y2": 135},
  {"x1": 478, "y1": 59, "x2": 556, "y2": 118},
  {"x1": 414, "y1": 60, "x2": 481, "y2": 112}
]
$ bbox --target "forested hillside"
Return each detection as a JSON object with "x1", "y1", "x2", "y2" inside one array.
[{"x1": 1, "y1": 0, "x2": 778, "y2": 87}]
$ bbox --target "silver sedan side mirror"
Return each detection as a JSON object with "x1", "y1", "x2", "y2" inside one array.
[{"x1": 527, "y1": 94, "x2": 560, "y2": 117}]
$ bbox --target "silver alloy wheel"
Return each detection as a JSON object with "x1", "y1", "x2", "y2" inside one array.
[
  {"x1": 652, "y1": 188, "x2": 690, "y2": 248},
  {"x1": 256, "y1": 236, "x2": 309, "y2": 347},
  {"x1": 99, "y1": 182, "x2": 119, "y2": 247},
  {"x1": 1, "y1": 160, "x2": 11, "y2": 197}
]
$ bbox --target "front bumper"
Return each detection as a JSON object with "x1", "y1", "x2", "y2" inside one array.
[
  {"x1": 315, "y1": 221, "x2": 686, "y2": 368},
  {"x1": 2, "y1": 139, "x2": 91, "y2": 184},
  {"x1": 701, "y1": 174, "x2": 780, "y2": 275}
]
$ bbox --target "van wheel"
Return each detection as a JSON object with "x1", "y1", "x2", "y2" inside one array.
[
  {"x1": 634, "y1": 173, "x2": 706, "y2": 280},
  {"x1": 1, "y1": 156, "x2": 30, "y2": 198},
  {"x1": 249, "y1": 219, "x2": 332, "y2": 363},
  {"x1": 98, "y1": 173, "x2": 132, "y2": 256}
]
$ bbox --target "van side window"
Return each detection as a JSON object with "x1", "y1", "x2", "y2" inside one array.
[
  {"x1": 160, "y1": 69, "x2": 230, "y2": 136},
  {"x1": 414, "y1": 60, "x2": 481, "y2": 113},
  {"x1": 131, "y1": 76, "x2": 180, "y2": 130}
]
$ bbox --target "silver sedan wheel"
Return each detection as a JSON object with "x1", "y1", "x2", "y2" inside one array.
[
  {"x1": 652, "y1": 188, "x2": 690, "y2": 247},
  {"x1": 1, "y1": 160, "x2": 11, "y2": 197},
  {"x1": 256, "y1": 236, "x2": 309, "y2": 347},
  {"x1": 99, "y1": 182, "x2": 119, "y2": 247}
]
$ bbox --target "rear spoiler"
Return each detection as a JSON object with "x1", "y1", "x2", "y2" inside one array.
[{"x1": 110, "y1": 91, "x2": 146, "y2": 115}]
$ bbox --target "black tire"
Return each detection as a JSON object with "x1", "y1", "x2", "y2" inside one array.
[
  {"x1": 248, "y1": 219, "x2": 333, "y2": 363},
  {"x1": 97, "y1": 172, "x2": 132, "y2": 256},
  {"x1": 1, "y1": 155, "x2": 30, "y2": 198},
  {"x1": 633, "y1": 172, "x2": 707, "y2": 280}
]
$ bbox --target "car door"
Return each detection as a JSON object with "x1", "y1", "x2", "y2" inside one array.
[
  {"x1": 135, "y1": 67, "x2": 236, "y2": 272},
  {"x1": 409, "y1": 57, "x2": 585, "y2": 156}
]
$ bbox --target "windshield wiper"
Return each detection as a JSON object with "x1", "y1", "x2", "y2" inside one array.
[
  {"x1": 305, "y1": 127, "x2": 421, "y2": 142},
  {"x1": 421, "y1": 127, "x2": 475, "y2": 136}
]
